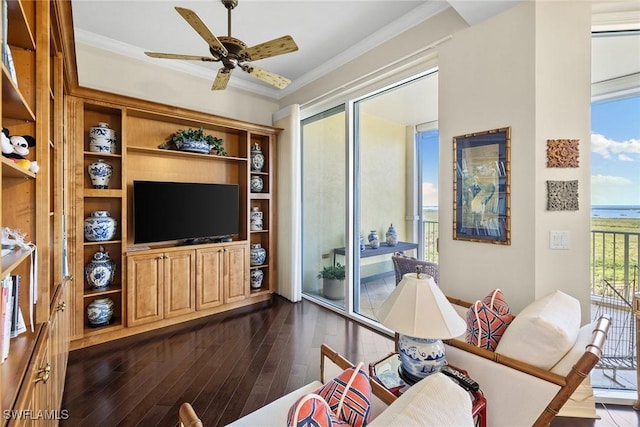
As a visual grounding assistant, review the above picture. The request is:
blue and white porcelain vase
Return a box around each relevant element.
[250,268,264,290]
[87,159,113,189]
[386,223,398,246]
[359,233,365,251]
[250,243,267,266]
[89,122,117,153]
[84,211,117,242]
[250,207,263,231]
[398,334,446,380]
[250,175,264,193]
[87,297,114,327]
[85,246,116,290]
[368,230,380,249]
[250,143,265,172]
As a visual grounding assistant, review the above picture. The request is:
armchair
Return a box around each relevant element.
[391,254,439,285]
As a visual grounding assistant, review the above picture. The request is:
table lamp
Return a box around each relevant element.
[376,268,466,384]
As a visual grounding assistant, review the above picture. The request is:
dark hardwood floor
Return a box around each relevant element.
[61,295,638,427]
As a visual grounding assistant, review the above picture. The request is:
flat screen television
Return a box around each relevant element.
[133,180,240,244]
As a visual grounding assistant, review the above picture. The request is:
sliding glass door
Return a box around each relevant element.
[301,69,438,324]
[301,106,347,309]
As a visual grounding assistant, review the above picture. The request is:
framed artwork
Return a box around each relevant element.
[453,127,511,245]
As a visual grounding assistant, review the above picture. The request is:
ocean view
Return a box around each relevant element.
[591,205,640,219]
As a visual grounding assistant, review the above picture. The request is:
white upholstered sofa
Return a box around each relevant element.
[222,344,476,426]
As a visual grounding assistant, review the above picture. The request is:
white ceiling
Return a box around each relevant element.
[71,1,519,98]
[71,1,639,126]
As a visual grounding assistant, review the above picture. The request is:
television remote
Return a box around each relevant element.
[441,365,480,391]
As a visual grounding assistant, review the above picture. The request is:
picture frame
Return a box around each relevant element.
[453,127,511,245]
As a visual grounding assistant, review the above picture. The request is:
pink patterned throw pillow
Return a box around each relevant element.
[466,289,514,351]
[315,365,372,427]
[287,365,372,427]
[287,393,349,427]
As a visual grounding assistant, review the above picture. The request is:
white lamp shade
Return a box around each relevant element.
[376,273,466,339]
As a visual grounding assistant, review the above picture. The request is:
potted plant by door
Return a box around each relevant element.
[317,263,346,300]
[160,127,227,155]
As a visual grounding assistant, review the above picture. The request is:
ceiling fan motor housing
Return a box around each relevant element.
[221,0,238,10]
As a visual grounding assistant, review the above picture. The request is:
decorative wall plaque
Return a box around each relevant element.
[547,180,579,211]
[546,139,579,168]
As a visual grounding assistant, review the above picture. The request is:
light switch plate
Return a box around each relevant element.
[550,231,570,250]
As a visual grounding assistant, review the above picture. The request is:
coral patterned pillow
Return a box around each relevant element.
[315,365,372,427]
[466,289,514,351]
[287,393,349,427]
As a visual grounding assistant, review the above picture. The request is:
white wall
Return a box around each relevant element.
[75,42,279,126]
[438,1,592,320]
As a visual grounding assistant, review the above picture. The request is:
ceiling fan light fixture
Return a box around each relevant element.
[145,0,298,90]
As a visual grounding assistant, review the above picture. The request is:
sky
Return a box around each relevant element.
[591,95,640,206]
[420,95,640,208]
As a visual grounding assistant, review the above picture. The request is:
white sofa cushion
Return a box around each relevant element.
[368,373,474,427]
[551,321,595,376]
[495,290,581,370]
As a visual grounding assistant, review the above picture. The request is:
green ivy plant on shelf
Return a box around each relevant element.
[160,127,227,156]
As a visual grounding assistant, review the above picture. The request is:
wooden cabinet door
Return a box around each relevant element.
[127,253,164,326]
[10,326,52,427]
[49,280,70,414]
[163,250,196,318]
[196,247,224,310]
[225,244,249,303]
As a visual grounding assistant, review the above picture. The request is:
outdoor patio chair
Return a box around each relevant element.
[391,254,439,285]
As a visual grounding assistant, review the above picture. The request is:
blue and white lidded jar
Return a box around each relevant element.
[87,297,114,326]
[87,159,113,189]
[368,230,380,249]
[359,233,365,251]
[251,143,265,172]
[89,122,117,153]
[386,223,398,246]
[250,243,267,266]
[85,246,116,290]
[250,207,263,231]
[250,175,264,193]
[84,211,117,242]
[250,268,264,290]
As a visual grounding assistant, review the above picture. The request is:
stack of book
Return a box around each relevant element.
[1,274,26,363]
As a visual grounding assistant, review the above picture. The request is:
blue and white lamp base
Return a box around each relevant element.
[398,334,446,383]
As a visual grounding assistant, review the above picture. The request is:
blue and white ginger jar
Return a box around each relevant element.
[386,223,398,246]
[250,243,266,266]
[84,211,117,242]
[89,122,117,153]
[251,143,265,172]
[250,268,264,290]
[250,175,264,193]
[85,246,116,290]
[88,159,113,189]
[368,230,380,249]
[87,297,114,326]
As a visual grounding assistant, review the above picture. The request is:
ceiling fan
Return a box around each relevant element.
[144,0,299,90]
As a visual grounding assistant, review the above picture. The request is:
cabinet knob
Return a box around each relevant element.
[35,363,51,384]
[56,301,66,312]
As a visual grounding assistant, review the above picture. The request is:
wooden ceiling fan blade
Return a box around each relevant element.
[242,35,298,61]
[246,66,291,89]
[175,7,228,56]
[145,52,215,62]
[212,68,232,90]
